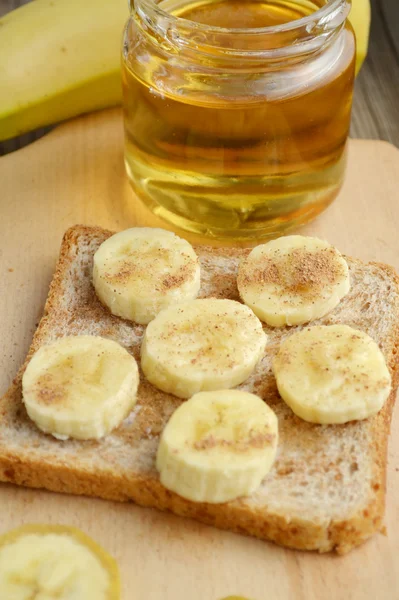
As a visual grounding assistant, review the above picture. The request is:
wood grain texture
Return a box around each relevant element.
[380,0,399,57]
[0,108,398,599]
[0,0,398,155]
[351,0,399,144]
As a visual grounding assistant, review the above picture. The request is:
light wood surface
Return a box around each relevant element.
[0,109,399,600]
[0,0,398,156]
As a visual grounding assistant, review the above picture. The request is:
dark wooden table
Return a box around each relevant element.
[1,0,398,155]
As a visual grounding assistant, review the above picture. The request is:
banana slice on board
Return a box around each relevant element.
[93,227,201,324]
[22,335,139,440]
[157,390,278,503]
[273,325,391,424]
[141,299,267,398]
[237,235,350,327]
[0,524,120,600]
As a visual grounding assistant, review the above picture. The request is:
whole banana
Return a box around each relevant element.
[0,0,128,141]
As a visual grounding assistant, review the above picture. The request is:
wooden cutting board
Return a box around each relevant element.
[0,108,399,600]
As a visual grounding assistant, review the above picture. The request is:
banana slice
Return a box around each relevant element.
[157,390,278,503]
[93,227,201,324]
[141,299,266,398]
[0,524,120,599]
[237,236,350,327]
[273,325,391,424]
[22,335,139,440]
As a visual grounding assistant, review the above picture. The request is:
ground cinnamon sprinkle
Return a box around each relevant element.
[241,247,343,295]
[161,271,188,291]
[289,247,342,290]
[104,260,137,283]
[193,431,275,451]
[35,377,66,405]
[104,254,195,288]
[258,259,280,285]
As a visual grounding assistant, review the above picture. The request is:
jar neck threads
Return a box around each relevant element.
[132,0,351,61]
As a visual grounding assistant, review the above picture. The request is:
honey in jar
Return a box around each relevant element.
[122,0,355,240]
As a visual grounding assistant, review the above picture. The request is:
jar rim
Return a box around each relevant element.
[134,0,350,36]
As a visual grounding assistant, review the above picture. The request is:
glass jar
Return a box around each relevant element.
[122,0,355,241]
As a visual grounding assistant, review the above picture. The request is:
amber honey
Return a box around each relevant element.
[122,0,355,240]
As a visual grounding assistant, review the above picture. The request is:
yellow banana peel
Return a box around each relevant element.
[350,0,371,75]
[0,0,371,142]
[0,0,128,141]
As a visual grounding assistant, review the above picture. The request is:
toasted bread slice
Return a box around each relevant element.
[0,225,398,554]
